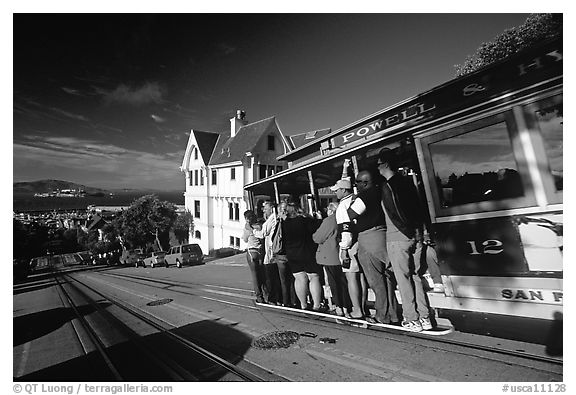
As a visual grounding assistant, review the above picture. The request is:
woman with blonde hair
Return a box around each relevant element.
[281,196,324,310]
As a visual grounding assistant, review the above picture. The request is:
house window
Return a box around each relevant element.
[235,237,240,248]
[267,135,275,151]
[229,236,235,247]
[276,165,283,173]
[211,169,217,185]
[194,230,201,239]
[231,167,236,180]
[200,169,204,186]
[268,165,275,176]
[194,147,198,160]
[194,200,200,218]
[228,202,240,221]
[194,170,199,186]
[189,171,193,186]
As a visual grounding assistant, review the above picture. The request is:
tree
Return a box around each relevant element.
[116,194,178,251]
[455,14,562,77]
[13,219,50,259]
[101,221,120,243]
[173,210,195,245]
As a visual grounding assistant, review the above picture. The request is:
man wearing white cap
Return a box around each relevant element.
[330,178,364,319]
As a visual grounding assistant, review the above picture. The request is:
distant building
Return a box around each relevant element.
[86,214,108,241]
[180,110,291,253]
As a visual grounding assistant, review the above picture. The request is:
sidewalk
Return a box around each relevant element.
[204,252,247,266]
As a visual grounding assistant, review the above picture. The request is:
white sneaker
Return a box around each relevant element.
[433,284,445,293]
[401,320,423,332]
[419,317,433,330]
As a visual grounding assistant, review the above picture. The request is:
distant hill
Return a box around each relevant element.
[13,180,111,194]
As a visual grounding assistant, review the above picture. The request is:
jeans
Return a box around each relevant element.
[264,263,282,304]
[277,258,296,306]
[357,227,399,323]
[415,243,442,284]
[246,249,267,301]
[387,240,430,322]
[323,265,352,309]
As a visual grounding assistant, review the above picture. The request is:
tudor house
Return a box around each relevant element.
[180,111,291,253]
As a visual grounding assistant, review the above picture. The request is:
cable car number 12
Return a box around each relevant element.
[466,240,504,255]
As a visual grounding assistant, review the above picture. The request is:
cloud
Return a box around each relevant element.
[61,87,84,96]
[49,107,90,122]
[150,114,166,123]
[14,98,91,124]
[14,135,185,189]
[164,133,184,141]
[102,82,164,105]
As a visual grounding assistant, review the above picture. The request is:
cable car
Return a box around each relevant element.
[244,38,562,347]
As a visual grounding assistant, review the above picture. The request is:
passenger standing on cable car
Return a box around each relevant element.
[252,201,282,305]
[271,201,297,307]
[346,169,400,325]
[282,196,324,311]
[312,201,353,317]
[241,210,267,304]
[376,148,433,332]
[331,178,366,319]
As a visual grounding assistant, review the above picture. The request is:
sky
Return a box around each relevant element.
[13,13,535,191]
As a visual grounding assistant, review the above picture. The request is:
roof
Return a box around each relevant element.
[86,215,107,231]
[209,116,280,166]
[193,130,223,164]
[288,128,331,149]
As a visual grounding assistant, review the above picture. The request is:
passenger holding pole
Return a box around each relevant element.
[346,169,400,325]
[376,148,433,332]
[242,210,267,304]
[331,178,365,319]
[252,201,282,305]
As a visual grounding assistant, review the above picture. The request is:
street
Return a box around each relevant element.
[13,253,562,382]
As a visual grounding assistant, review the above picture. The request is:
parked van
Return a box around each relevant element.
[165,244,203,268]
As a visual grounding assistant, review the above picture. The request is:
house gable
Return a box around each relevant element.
[181,129,224,171]
[209,116,290,166]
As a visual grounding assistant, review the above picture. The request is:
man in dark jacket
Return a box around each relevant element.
[347,170,399,324]
[377,148,432,332]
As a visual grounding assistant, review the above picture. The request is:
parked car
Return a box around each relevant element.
[103,251,120,266]
[29,257,39,271]
[164,244,204,268]
[144,251,168,268]
[91,253,107,265]
[76,251,93,265]
[121,249,145,267]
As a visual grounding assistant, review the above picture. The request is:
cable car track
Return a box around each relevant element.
[53,269,287,381]
[76,269,562,369]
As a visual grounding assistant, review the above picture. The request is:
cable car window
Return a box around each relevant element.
[429,121,525,208]
[535,104,563,192]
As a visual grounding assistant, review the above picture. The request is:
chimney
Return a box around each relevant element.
[230,110,247,137]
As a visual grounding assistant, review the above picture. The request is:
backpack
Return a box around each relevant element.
[270,218,288,264]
